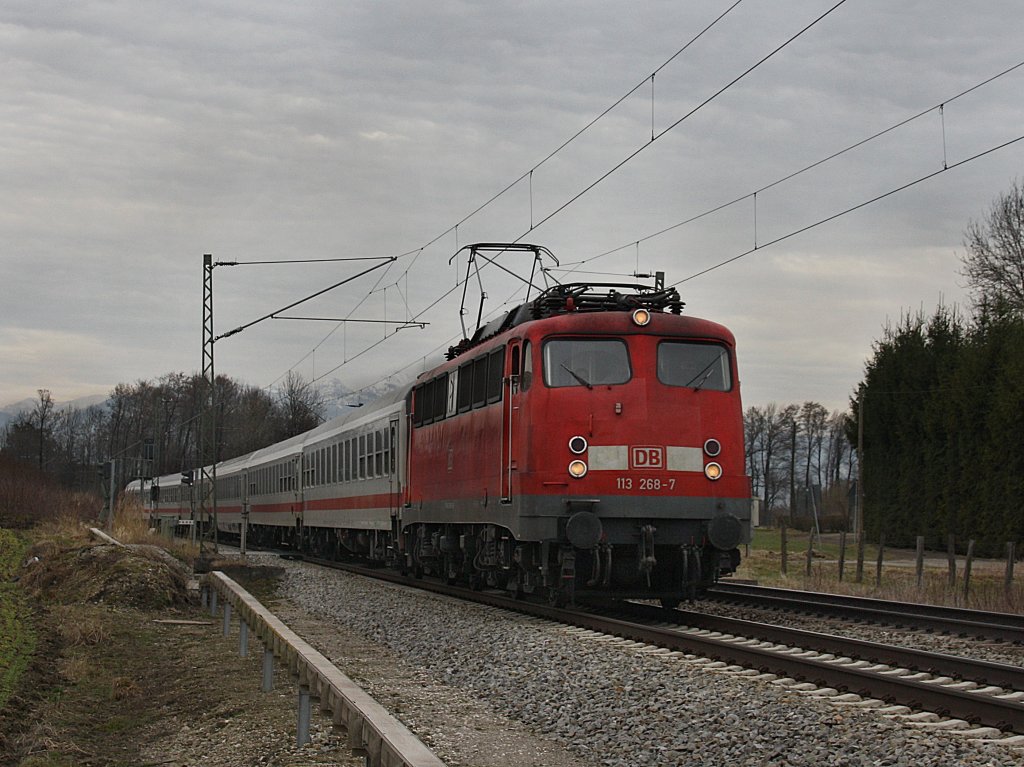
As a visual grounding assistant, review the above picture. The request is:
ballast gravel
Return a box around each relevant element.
[266,556,1024,767]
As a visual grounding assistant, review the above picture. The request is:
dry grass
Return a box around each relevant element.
[0,454,100,530]
[736,533,1024,613]
[52,605,109,647]
[110,495,201,567]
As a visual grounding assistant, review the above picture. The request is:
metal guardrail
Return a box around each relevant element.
[205,571,446,767]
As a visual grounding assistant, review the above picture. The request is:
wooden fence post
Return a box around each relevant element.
[838,531,847,582]
[962,539,976,604]
[947,534,957,589]
[875,533,885,587]
[915,536,925,589]
[780,524,788,576]
[805,530,814,577]
[855,531,865,583]
[1006,541,1016,598]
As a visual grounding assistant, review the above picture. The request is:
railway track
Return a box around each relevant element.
[295,555,1024,737]
[707,582,1024,643]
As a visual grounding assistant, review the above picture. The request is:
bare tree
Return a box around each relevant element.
[745,403,799,521]
[276,371,325,438]
[33,389,54,471]
[960,179,1024,312]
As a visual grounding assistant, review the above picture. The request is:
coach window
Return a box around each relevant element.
[543,338,631,388]
[486,348,504,404]
[359,434,367,479]
[472,355,488,407]
[657,341,731,391]
[413,382,427,426]
[375,430,384,476]
[457,361,474,413]
[521,341,533,392]
[432,374,448,423]
[418,380,430,424]
[387,424,395,475]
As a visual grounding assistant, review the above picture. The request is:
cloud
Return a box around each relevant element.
[1,0,1022,412]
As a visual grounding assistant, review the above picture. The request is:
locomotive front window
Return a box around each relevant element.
[543,339,631,388]
[657,341,731,391]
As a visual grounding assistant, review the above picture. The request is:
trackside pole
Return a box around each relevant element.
[262,649,274,692]
[297,686,311,747]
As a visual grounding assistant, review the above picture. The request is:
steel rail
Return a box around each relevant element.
[606,600,1024,691]
[707,582,1024,643]
[299,557,1024,733]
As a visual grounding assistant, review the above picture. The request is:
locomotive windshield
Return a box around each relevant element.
[657,341,731,391]
[543,338,631,388]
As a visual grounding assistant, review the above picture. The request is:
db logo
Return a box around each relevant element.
[630,446,664,470]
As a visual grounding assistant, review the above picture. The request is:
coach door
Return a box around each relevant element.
[502,340,521,502]
[389,416,402,523]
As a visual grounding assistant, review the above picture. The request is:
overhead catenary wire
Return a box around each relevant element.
[552,58,1024,278]
[264,1,750,387]
[292,1,849,388]
[263,4,1014,403]
[671,133,1024,286]
[314,129,1024,398]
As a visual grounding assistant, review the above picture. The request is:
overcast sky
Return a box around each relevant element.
[2,0,1022,413]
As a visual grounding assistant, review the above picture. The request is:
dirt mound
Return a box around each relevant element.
[19,540,193,609]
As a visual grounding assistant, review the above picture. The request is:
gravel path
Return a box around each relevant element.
[262,555,1024,767]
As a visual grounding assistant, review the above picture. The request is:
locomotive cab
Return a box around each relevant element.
[508,295,750,605]
[405,273,752,606]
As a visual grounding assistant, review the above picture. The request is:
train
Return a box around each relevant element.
[131,245,752,606]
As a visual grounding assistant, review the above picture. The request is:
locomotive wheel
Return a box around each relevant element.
[660,597,681,609]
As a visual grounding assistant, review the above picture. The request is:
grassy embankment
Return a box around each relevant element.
[735,526,1023,612]
[0,528,33,711]
[0,502,210,766]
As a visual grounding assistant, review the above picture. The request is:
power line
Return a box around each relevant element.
[570,59,1024,272]
[671,133,1024,286]
[390,0,751,281]
[272,2,752,388]
[305,2,849,388]
[516,0,849,240]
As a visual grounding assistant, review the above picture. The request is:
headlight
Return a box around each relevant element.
[632,308,651,326]
[568,435,588,455]
[704,438,721,457]
[568,460,588,479]
[704,462,722,481]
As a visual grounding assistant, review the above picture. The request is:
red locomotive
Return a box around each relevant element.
[138,244,752,605]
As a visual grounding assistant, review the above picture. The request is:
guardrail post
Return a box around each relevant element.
[297,686,311,747]
[239,619,249,657]
[262,648,274,692]
[222,602,232,637]
[210,589,218,616]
